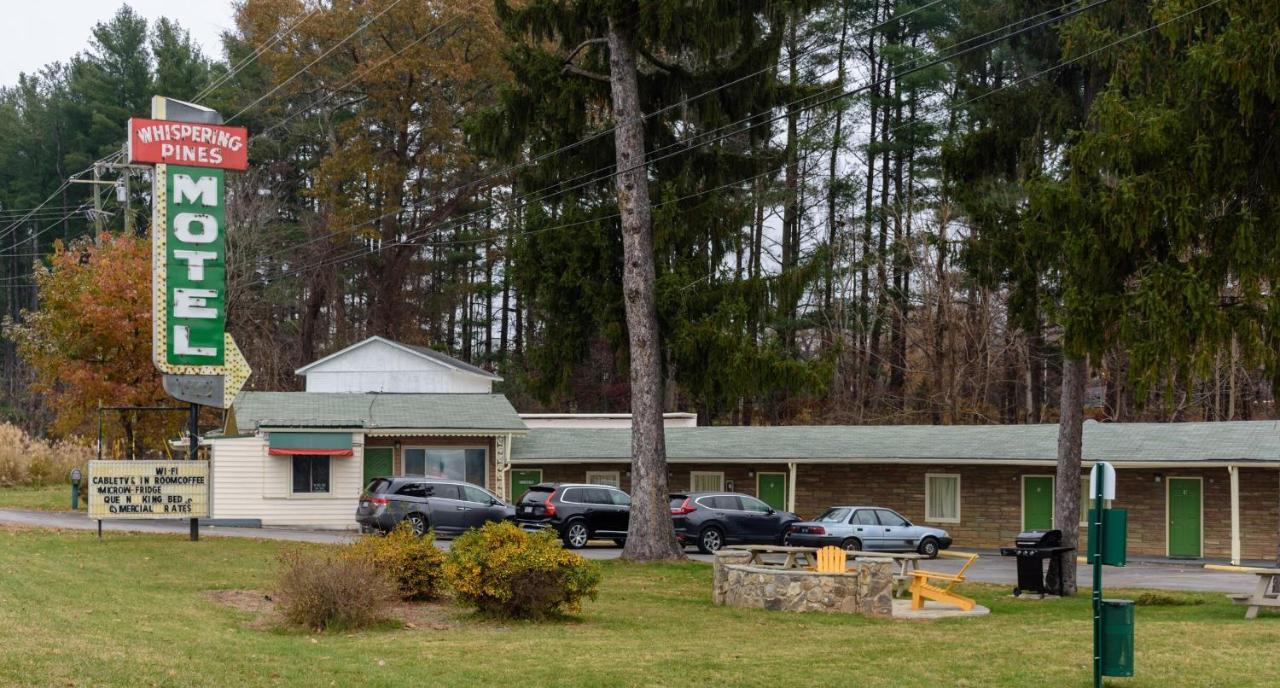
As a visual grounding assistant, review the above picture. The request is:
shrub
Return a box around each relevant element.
[342,523,446,601]
[274,548,398,631]
[444,521,602,619]
[0,423,92,488]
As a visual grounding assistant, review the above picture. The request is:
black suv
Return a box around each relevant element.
[669,492,799,553]
[356,477,514,536]
[513,482,630,549]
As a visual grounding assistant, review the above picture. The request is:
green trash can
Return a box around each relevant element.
[1101,599,1134,677]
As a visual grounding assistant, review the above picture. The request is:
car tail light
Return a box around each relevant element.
[670,497,696,515]
[369,497,389,507]
[543,491,557,517]
[791,525,823,535]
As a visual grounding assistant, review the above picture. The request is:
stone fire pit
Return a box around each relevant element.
[712,550,893,618]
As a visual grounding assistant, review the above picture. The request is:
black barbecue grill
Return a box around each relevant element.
[1000,529,1076,597]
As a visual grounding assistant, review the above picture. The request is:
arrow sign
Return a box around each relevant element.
[222,333,251,409]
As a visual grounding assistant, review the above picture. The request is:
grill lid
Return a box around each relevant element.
[1014,529,1063,547]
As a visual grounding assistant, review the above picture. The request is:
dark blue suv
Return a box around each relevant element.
[669,492,799,553]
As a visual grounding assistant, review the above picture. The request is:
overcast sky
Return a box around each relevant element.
[5,1,235,84]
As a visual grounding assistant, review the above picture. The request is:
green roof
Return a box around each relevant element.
[510,421,1280,465]
[233,392,526,432]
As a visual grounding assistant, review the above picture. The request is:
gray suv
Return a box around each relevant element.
[356,477,514,536]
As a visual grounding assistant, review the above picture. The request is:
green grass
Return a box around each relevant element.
[0,485,74,511]
[0,527,1277,687]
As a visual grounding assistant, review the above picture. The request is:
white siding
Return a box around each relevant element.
[210,435,365,529]
[301,339,492,393]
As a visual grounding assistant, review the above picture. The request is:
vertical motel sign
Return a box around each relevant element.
[128,97,251,408]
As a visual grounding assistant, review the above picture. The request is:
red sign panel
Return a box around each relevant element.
[128,118,249,170]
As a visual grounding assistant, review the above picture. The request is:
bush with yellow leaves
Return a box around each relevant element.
[444,521,602,619]
[342,522,446,601]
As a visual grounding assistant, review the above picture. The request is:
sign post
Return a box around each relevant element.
[1090,461,1134,686]
[122,96,253,541]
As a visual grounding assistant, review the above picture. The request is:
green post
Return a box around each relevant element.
[1093,466,1105,688]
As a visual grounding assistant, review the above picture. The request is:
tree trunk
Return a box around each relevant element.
[1050,355,1087,595]
[607,15,682,562]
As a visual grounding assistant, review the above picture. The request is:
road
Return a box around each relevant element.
[0,508,1257,593]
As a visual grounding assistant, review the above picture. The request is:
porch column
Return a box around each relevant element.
[1229,465,1241,565]
[787,462,797,513]
[493,434,510,497]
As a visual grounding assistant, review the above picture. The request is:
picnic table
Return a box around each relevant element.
[1205,564,1280,619]
[728,545,926,597]
[727,545,820,570]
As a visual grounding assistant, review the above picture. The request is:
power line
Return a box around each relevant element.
[256,1,480,139]
[249,0,967,262]
[227,0,408,124]
[262,0,1122,280]
[192,8,320,103]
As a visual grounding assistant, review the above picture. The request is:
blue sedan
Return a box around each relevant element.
[784,506,952,558]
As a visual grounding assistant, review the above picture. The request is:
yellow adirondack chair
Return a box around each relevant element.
[814,546,847,573]
[908,551,979,612]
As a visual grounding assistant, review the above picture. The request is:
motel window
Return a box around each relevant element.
[691,471,725,492]
[586,470,621,488]
[403,447,486,485]
[292,456,330,494]
[925,474,961,523]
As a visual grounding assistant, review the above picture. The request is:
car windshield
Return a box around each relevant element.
[815,507,851,523]
[364,478,390,495]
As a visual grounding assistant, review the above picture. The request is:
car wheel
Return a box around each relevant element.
[612,538,626,547]
[405,513,428,537]
[562,521,590,549]
[841,537,863,553]
[697,526,724,554]
[918,537,940,559]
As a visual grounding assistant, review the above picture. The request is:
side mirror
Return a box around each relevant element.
[490,498,501,506]
[766,508,776,515]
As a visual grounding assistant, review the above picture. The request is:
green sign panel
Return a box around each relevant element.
[165,165,225,366]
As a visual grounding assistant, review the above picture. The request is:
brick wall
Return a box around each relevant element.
[520,460,1279,560]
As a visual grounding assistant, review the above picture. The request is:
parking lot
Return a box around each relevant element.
[0,507,1260,594]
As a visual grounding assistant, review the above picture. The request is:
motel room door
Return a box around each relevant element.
[363,447,394,486]
[757,473,786,511]
[1022,476,1054,531]
[510,469,542,501]
[1167,478,1202,558]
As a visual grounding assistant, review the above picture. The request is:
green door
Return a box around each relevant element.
[510,469,542,500]
[363,447,393,487]
[1167,478,1202,558]
[758,473,786,511]
[1023,476,1054,531]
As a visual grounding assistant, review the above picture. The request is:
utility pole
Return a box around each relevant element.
[92,163,104,234]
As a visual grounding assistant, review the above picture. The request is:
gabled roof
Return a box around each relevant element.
[233,392,526,432]
[294,336,500,380]
[510,421,1280,465]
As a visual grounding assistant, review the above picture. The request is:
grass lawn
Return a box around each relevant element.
[1,527,1277,687]
[0,485,75,511]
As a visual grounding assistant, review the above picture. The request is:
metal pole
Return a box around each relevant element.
[189,402,199,542]
[97,519,102,541]
[1093,470,1105,688]
[92,164,104,235]
[96,401,103,461]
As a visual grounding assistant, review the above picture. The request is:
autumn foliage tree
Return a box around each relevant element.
[4,233,181,457]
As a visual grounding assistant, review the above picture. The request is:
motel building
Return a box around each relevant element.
[209,336,1280,562]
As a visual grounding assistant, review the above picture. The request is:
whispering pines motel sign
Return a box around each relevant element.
[128,98,251,408]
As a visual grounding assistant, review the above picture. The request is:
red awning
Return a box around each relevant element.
[268,448,353,457]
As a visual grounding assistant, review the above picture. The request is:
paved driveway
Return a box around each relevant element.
[0,508,1258,593]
